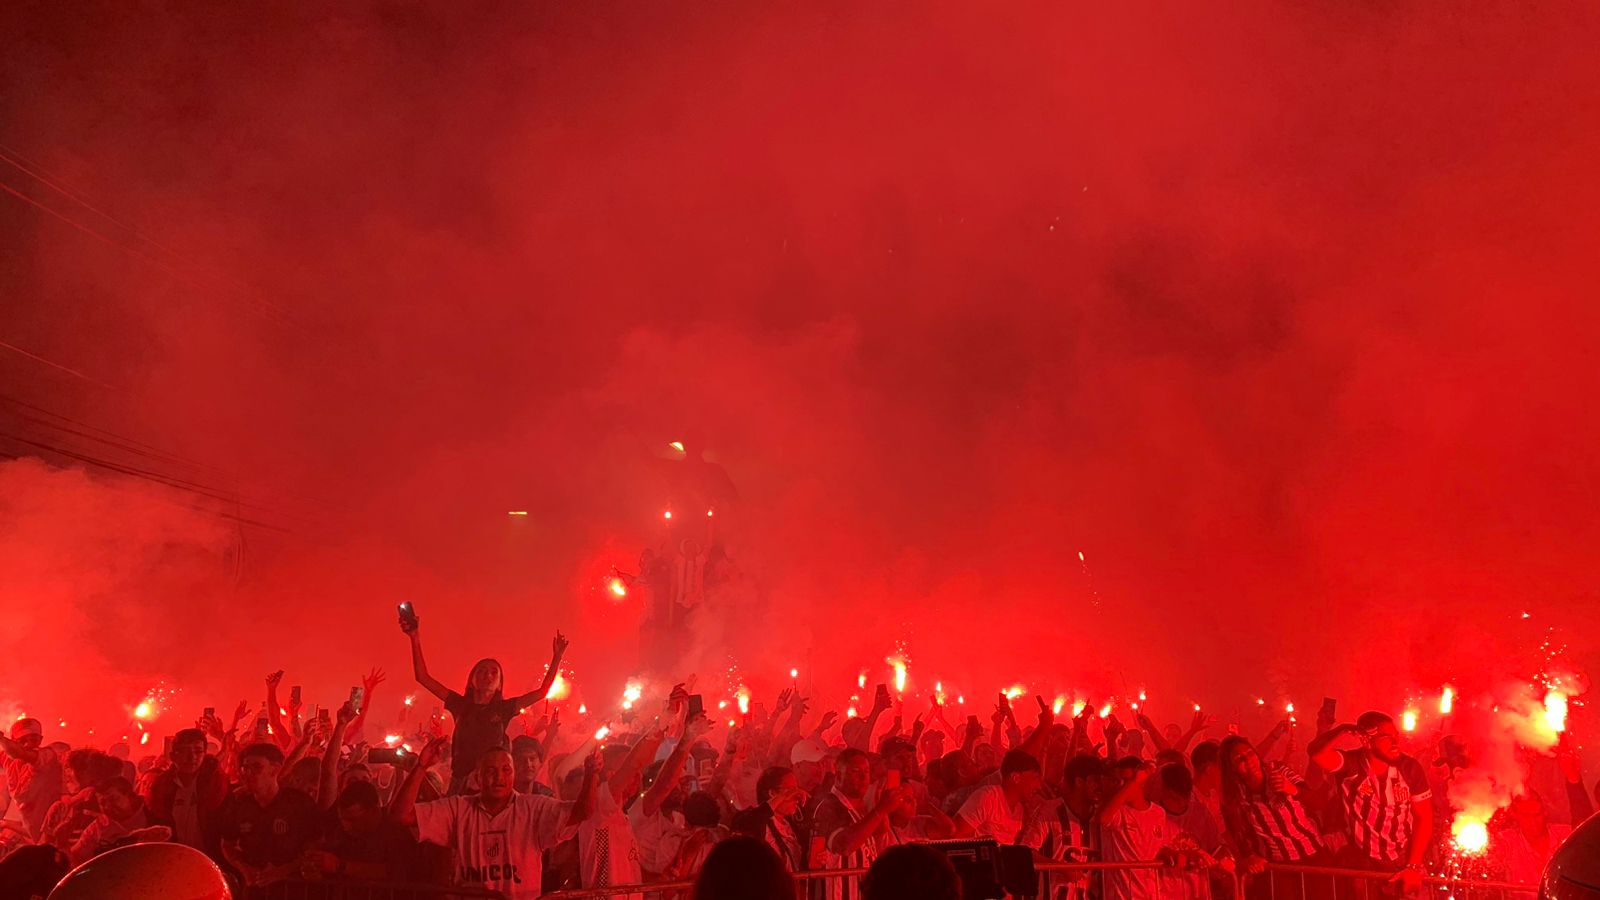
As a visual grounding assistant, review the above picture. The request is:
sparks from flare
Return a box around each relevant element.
[621,680,643,711]
[1401,709,1418,732]
[1544,691,1568,733]
[1452,817,1489,855]
[546,671,570,703]
[594,725,610,741]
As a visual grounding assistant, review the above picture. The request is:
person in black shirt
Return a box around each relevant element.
[1309,711,1434,896]
[401,607,569,794]
[216,742,324,889]
[302,781,419,881]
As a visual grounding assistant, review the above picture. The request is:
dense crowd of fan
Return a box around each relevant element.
[2,613,1594,900]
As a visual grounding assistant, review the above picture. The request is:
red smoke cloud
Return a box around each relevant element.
[2,3,1599,752]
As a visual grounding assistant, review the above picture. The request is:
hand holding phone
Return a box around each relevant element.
[398,601,420,633]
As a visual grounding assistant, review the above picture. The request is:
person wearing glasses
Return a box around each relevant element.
[1308,711,1434,897]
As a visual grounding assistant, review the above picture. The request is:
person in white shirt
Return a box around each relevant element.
[955,749,1044,843]
[394,736,599,900]
[1097,758,1174,900]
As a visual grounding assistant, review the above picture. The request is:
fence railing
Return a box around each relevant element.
[540,858,1540,900]
[243,880,507,900]
[1251,863,1535,899]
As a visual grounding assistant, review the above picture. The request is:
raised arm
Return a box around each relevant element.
[392,736,448,827]
[403,620,451,702]
[0,732,40,766]
[318,703,357,809]
[1135,712,1172,753]
[611,726,667,799]
[1174,708,1215,753]
[1306,723,1356,772]
[855,685,893,750]
[265,671,295,752]
[347,668,386,743]
[1019,697,1055,762]
[1097,762,1153,824]
[830,785,909,856]
[509,631,570,710]
[568,747,603,827]
[644,719,707,816]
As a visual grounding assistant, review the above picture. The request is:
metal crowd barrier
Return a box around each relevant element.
[539,859,1540,900]
[1249,863,1535,900]
[245,881,507,900]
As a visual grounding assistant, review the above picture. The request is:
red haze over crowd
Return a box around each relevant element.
[2,4,1599,740]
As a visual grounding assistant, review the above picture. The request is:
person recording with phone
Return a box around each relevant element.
[1221,734,1333,900]
[1308,711,1433,897]
[397,600,570,794]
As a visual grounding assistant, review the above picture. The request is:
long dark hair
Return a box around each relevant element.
[693,836,793,900]
[1218,735,1256,803]
[464,657,506,703]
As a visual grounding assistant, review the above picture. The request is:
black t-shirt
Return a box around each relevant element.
[444,691,521,783]
[216,786,324,866]
[323,816,421,880]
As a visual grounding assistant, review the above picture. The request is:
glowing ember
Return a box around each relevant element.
[577,703,587,715]
[1544,690,1569,733]
[404,695,415,706]
[1078,551,1085,561]
[1401,709,1418,732]
[790,668,799,679]
[669,441,684,452]
[663,510,673,520]
[1453,818,1490,855]
[507,510,529,516]
[846,706,858,718]
[706,509,714,517]
[957,695,965,705]
[1193,703,1202,712]
[139,732,150,745]
[1138,690,1147,701]
[1256,698,1266,706]
[857,672,867,689]
[1285,702,1295,714]
[1439,685,1454,715]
